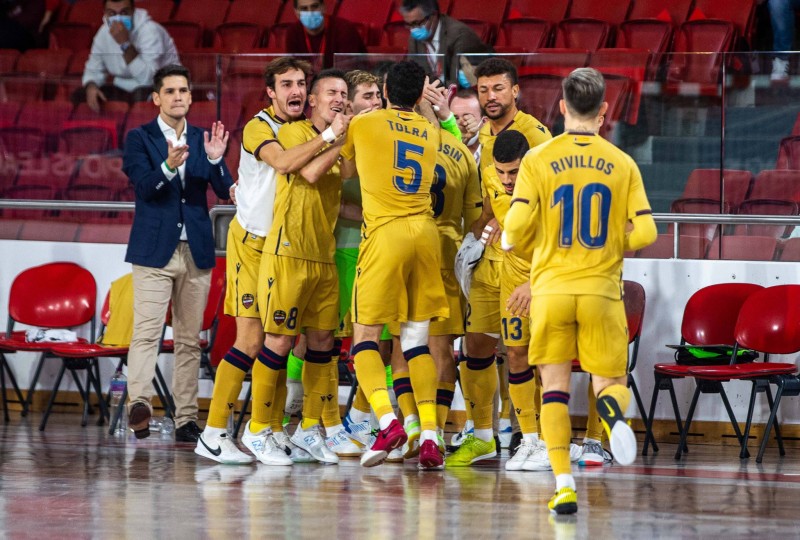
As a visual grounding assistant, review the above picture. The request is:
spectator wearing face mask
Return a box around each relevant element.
[285,0,367,69]
[400,0,493,88]
[76,0,179,113]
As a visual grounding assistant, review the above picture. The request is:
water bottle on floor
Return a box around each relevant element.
[149,416,175,436]
[109,369,127,436]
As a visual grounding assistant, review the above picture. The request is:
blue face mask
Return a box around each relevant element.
[106,14,133,31]
[457,69,471,88]
[410,26,431,41]
[299,11,324,31]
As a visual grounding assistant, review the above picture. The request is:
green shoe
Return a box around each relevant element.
[444,434,497,467]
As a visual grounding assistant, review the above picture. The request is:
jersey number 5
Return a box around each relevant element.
[393,141,424,194]
[552,183,612,248]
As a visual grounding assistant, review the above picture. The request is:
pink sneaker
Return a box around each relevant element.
[360,419,407,467]
[418,439,444,470]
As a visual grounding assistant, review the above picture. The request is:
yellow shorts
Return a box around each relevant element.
[224,216,263,318]
[500,260,530,347]
[465,258,501,335]
[528,294,628,378]
[430,269,465,337]
[258,253,339,335]
[354,216,448,325]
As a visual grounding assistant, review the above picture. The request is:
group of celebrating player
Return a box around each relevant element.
[192,53,657,515]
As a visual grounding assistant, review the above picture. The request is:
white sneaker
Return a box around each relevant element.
[569,443,582,462]
[274,429,316,463]
[326,429,362,457]
[505,437,536,471]
[291,423,339,464]
[522,439,552,471]
[597,395,637,466]
[344,416,375,448]
[195,431,254,465]
[241,421,292,466]
[771,57,790,82]
[450,421,474,447]
[386,446,404,463]
[578,440,608,467]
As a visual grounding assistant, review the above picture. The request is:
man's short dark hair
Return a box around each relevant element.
[455,88,479,101]
[264,57,312,89]
[294,0,323,7]
[153,64,190,92]
[493,130,529,164]
[104,0,135,7]
[386,61,426,108]
[562,67,606,118]
[309,68,347,95]
[474,58,518,86]
[400,0,439,16]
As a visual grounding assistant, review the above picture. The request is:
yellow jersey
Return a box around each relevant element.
[512,131,652,299]
[265,119,342,263]
[341,107,440,233]
[434,130,482,270]
[479,109,551,174]
[482,166,535,271]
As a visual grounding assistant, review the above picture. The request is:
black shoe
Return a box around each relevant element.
[175,420,203,443]
[508,431,523,457]
[494,434,501,454]
[128,402,151,439]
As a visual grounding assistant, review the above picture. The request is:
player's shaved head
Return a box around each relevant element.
[562,68,606,119]
[493,130,529,164]
[385,61,426,108]
[309,68,347,95]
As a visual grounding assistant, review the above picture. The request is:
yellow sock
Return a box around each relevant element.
[392,370,418,420]
[534,369,543,435]
[250,345,286,433]
[585,378,604,442]
[541,391,572,477]
[321,357,342,429]
[269,368,287,431]
[353,385,370,414]
[497,358,511,420]
[353,342,393,419]
[458,362,472,423]
[206,347,252,428]
[463,355,497,431]
[508,367,538,435]
[598,383,631,420]
[300,348,332,430]
[436,381,455,430]
[405,348,438,433]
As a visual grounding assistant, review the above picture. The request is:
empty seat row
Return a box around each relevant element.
[635,234,800,261]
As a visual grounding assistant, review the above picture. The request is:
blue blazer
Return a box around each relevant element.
[123,118,233,270]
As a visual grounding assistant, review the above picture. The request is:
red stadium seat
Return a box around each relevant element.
[776,135,800,169]
[0,127,48,159]
[71,101,129,142]
[72,154,126,190]
[748,169,800,203]
[589,48,649,123]
[706,235,780,261]
[381,21,410,47]
[506,0,569,24]
[226,0,283,27]
[599,76,631,138]
[519,48,590,78]
[779,237,800,261]
[123,101,158,144]
[337,0,395,45]
[681,286,800,462]
[616,20,672,55]
[635,233,708,259]
[66,0,104,26]
[692,0,757,45]
[670,168,753,215]
[162,21,204,50]
[517,74,562,131]
[3,185,58,219]
[58,120,117,154]
[187,101,219,131]
[0,49,20,74]
[450,0,509,45]
[16,154,78,192]
[735,199,798,239]
[49,22,96,51]
[496,19,551,51]
[0,102,21,126]
[669,198,722,242]
[555,20,610,51]
[17,101,74,132]
[641,283,764,456]
[213,23,265,52]
[626,0,693,25]
[172,0,231,30]
[666,20,735,90]
[5,49,73,101]
[135,0,175,23]
[566,0,631,26]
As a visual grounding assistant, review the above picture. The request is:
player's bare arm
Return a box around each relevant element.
[259,112,348,175]
[470,195,501,245]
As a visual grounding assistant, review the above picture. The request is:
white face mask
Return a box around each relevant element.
[104,14,133,31]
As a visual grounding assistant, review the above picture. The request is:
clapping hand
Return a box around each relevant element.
[166,139,189,170]
[204,121,229,160]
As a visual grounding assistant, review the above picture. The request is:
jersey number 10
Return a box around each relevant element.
[552,183,611,248]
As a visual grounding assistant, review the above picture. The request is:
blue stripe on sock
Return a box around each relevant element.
[403,345,430,362]
[466,354,495,371]
[257,346,287,370]
[509,367,535,385]
[542,391,570,405]
[223,347,254,372]
[352,341,379,355]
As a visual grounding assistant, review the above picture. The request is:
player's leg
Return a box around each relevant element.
[496,355,512,448]
[389,334,420,459]
[430,333,456,444]
[579,377,611,466]
[284,335,305,423]
[505,345,550,472]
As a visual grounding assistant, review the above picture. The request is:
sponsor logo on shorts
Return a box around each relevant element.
[273,310,287,325]
[241,294,254,309]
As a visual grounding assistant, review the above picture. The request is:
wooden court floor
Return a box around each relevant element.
[0,414,798,539]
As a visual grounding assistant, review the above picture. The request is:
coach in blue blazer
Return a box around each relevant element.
[123,64,233,442]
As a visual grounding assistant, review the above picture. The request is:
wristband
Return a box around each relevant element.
[120,41,131,52]
[321,126,336,144]
[439,113,461,139]
[164,160,175,173]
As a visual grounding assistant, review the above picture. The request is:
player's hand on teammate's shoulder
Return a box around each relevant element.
[506,282,531,317]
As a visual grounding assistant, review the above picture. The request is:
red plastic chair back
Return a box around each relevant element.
[201,257,227,332]
[622,280,645,343]
[681,283,764,346]
[735,285,800,354]
[100,289,112,326]
[8,262,96,328]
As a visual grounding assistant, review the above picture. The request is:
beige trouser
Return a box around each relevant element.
[127,242,211,428]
